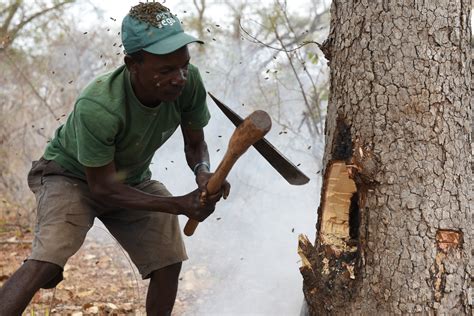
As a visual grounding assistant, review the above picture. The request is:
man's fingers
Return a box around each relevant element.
[206,192,222,203]
[200,191,220,205]
[198,182,208,192]
[223,183,231,199]
[199,191,207,206]
[199,181,230,204]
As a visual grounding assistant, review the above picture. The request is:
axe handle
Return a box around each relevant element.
[183,110,272,236]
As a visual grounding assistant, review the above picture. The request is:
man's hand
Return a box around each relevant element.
[179,171,231,222]
[195,171,231,205]
[180,188,216,222]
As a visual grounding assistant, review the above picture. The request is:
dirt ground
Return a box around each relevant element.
[0,216,215,316]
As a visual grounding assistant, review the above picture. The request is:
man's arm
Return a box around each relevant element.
[182,126,210,175]
[181,126,230,198]
[84,161,214,221]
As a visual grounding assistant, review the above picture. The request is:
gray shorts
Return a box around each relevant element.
[27,158,188,279]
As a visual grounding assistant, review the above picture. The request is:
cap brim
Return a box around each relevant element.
[143,32,204,55]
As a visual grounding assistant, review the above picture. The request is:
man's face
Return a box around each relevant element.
[131,46,190,103]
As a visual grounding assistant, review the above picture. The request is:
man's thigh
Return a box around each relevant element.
[100,180,188,279]
[28,159,96,268]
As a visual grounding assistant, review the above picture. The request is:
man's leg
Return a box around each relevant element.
[146,262,182,316]
[0,260,62,315]
[100,180,188,315]
[2,159,96,315]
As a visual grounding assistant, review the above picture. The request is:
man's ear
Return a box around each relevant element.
[124,55,137,74]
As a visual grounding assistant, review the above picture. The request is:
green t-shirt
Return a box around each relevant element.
[44,64,210,185]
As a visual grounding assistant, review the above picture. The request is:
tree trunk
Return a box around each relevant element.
[299,1,472,314]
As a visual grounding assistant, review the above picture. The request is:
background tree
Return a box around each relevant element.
[238,0,330,140]
[299,0,472,314]
[0,0,75,51]
[0,1,122,224]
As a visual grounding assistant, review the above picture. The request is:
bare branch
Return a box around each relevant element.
[191,0,206,45]
[240,1,329,68]
[1,0,75,51]
[278,0,323,129]
[3,51,57,119]
[0,0,21,35]
[244,1,328,136]
[239,19,322,53]
[274,30,320,135]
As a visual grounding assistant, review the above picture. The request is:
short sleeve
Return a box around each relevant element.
[180,65,211,129]
[73,99,119,167]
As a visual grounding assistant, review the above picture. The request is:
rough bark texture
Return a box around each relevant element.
[300,1,472,314]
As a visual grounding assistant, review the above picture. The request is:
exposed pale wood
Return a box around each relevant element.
[298,234,313,270]
[320,161,357,247]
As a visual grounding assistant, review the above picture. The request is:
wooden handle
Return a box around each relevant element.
[183,110,272,236]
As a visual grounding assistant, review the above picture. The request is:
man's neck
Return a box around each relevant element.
[130,75,162,108]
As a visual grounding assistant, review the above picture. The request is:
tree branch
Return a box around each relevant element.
[1,0,74,50]
[0,0,21,35]
[4,50,57,119]
[278,0,323,130]
[240,2,329,68]
[239,19,322,53]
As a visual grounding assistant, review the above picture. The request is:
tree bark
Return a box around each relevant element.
[300,1,472,314]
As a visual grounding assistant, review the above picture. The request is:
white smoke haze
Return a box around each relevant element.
[153,107,321,315]
[148,30,326,314]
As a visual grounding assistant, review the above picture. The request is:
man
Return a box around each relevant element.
[0,3,230,315]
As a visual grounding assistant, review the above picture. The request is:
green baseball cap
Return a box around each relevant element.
[121,10,203,55]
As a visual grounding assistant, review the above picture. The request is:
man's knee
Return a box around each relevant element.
[24,259,63,289]
[150,262,182,281]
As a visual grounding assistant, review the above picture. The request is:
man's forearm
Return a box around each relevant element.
[185,140,210,175]
[90,182,183,214]
[181,127,211,175]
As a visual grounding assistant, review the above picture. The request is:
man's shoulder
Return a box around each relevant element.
[188,63,204,84]
[77,65,127,107]
[188,63,199,74]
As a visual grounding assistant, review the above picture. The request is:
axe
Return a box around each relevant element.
[183,110,272,236]
[208,93,310,185]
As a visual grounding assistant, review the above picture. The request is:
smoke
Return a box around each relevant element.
[151,104,321,315]
[145,36,325,313]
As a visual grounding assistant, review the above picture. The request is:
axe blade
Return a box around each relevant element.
[209,92,310,185]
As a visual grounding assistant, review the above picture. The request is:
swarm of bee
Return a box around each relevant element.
[129,2,170,26]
